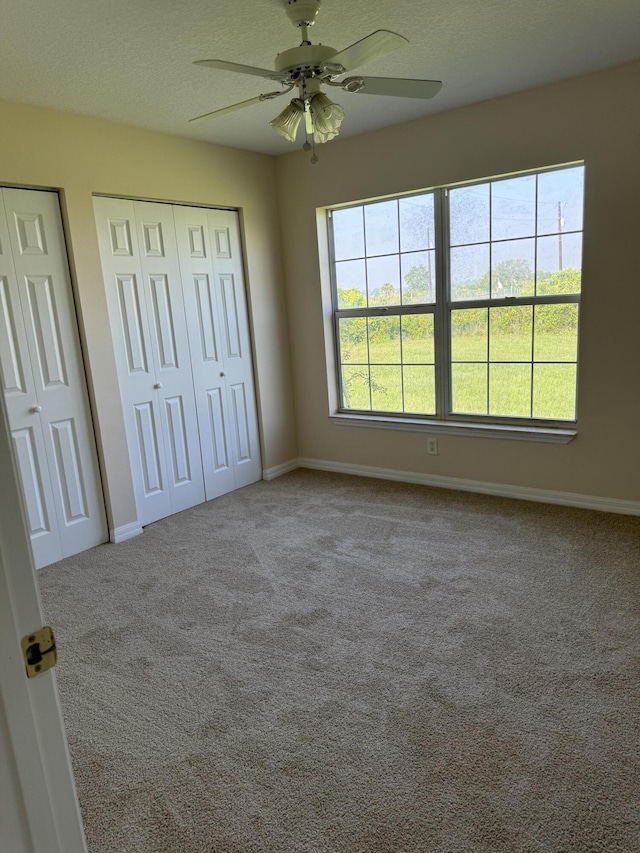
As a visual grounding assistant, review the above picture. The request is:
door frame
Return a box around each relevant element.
[0,388,87,852]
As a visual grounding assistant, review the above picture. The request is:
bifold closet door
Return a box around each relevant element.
[0,188,107,568]
[93,196,205,527]
[174,205,262,500]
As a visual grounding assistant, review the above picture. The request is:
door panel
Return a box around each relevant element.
[94,197,171,526]
[208,209,262,490]
[164,396,192,485]
[0,276,28,395]
[133,400,165,496]
[220,273,242,360]
[174,205,236,500]
[230,382,251,462]
[117,274,149,374]
[149,275,179,370]
[12,427,55,535]
[134,201,204,514]
[207,388,230,473]
[0,212,62,565]
[49,418,89,525]
[194,274,219,363]
[0,188,106,567]
[24,275,68,388]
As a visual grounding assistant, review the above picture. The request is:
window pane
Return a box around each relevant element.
[367,255,400,306]
[402,314,434,363]
[489,364,532,417]
[490,238,535,298]
[489,306,533,362]
[365,200,399,256]
[333,207,364,260]
[449,183,490,245]
[536,233,582,294]
[451,308,488,361]
[403,366,435,414]
[450,243,490,301]
[336,259,366,308]
[534,304,578,362]
[399,194,435,252]
[341,365,371,410]
[401,251,435,304]
[368,316,401,363]
[491,175,536,241]
[338,317,368,364]
[451,363,488,414]
[371,365,403,411]
[532,364,577,420]
[537,167,584,236]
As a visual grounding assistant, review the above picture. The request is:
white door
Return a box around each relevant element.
[174,206,262,499]
[93,197,205,527]
[0,188,106,569]
[0,345,88,853]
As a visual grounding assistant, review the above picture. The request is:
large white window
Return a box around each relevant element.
[329,164,584,433]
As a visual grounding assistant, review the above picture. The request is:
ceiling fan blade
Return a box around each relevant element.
[343,76,442,99]
[327,30,408,73]
[194,59,285,81]
[189,89,287,123]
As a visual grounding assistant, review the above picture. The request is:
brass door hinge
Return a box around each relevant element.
[21,626,57,678]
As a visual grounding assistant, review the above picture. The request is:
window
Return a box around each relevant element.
[329,164,584,434]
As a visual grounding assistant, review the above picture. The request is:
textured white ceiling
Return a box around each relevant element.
[2,0,639,155]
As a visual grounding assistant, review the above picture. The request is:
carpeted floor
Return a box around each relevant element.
[38,470,640,852]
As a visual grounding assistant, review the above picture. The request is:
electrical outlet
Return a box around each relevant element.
[427,437,438,455]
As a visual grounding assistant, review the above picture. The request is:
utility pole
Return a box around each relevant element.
[427,226,433,300]
[558,202,564,271]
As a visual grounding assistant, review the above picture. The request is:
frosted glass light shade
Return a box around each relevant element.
[309,92,345,144]
[270,99,304,142]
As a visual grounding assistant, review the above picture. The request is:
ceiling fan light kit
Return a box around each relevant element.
[270,98,305,143]
[192,0,442,163]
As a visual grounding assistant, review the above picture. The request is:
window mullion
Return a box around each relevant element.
[434,187,451,420]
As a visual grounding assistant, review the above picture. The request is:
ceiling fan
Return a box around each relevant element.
[191,0,442,161]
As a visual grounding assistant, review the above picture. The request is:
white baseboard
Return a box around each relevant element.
[296,457,640,517]
[262,459,302,481]
[109,522,144,544]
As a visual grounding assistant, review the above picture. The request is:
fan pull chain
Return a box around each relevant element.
[302,125,318,164]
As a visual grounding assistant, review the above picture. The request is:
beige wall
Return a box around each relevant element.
[0,99,297,530]
[275,60,640,502]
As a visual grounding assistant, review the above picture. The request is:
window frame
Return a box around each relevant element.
[328,163,583,439]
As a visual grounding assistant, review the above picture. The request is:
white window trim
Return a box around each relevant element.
[330,413,576,443]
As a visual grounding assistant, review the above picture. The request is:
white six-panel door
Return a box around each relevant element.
[0,188,106,568]
[174,206,262,500]
[93,197,206,527]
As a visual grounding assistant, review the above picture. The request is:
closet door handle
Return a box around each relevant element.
[220,372,225,378]
[154,383,163,390]
[30,405,42,414]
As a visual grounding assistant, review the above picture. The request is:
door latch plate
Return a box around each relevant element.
[21,626,57,678]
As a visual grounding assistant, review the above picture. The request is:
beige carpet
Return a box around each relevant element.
[38,470,640,852]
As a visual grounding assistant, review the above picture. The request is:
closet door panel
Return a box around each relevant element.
[0,211,63,565]
[174,205,235,499]
[209,210,262,489]
[2,189,106,564]
[94,196,171,526]
[134,201,205,512]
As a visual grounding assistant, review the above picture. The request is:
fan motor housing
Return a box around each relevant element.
[275,44,338,75]
[284,0,321,28]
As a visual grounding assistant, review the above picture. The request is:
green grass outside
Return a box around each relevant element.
[340,331,578,419]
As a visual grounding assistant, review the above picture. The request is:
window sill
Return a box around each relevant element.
[330,413,576,444]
